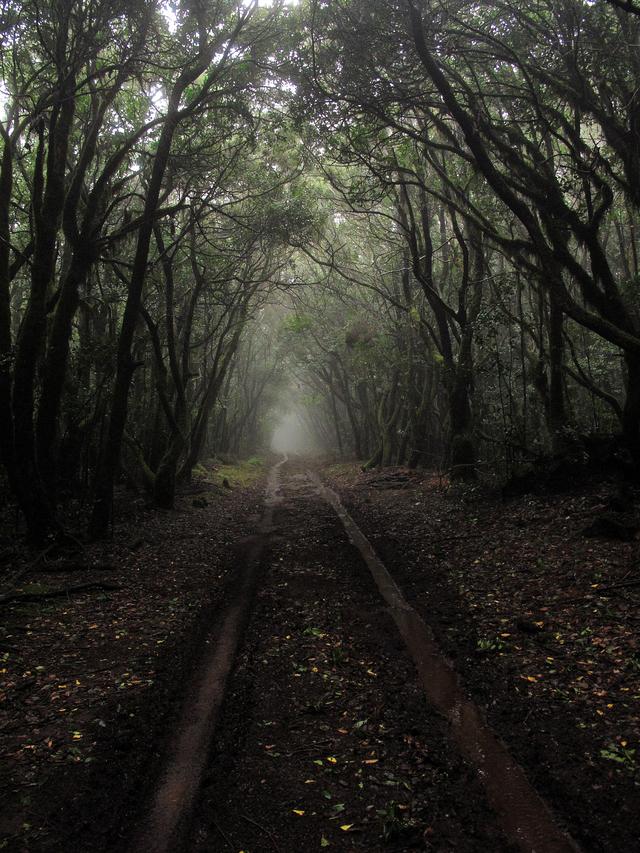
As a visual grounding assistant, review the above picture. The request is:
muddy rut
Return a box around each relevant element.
[132,459,579,853]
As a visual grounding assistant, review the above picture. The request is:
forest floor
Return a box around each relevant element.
[0,457,639,852]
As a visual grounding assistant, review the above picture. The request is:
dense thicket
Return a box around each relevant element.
[1,0,638,542]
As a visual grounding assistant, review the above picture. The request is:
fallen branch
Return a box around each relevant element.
[210,819,234,850]
[0,582,122,606]
[241,813,281,852]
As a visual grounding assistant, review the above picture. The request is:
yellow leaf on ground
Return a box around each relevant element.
[293,809,305,816]
[340,824,353,831]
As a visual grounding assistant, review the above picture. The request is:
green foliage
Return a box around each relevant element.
[283,314,314,333]
[600,743,636,772]
[476,636,507,653]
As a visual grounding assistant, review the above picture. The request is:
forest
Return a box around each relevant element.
[1,0,639,851]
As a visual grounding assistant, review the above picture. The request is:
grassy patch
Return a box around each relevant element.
[196,456,266,490]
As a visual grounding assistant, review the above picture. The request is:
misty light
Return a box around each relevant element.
[271,410,319,455]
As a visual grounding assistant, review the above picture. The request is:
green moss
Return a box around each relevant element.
[192,463,209,479]
[197,456,267,490]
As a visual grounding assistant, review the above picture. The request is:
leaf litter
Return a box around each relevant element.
[0,477,265,852]
[327,463,640,852]
[188,460,511,852]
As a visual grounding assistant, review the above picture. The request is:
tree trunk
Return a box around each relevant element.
[36,255,88,493]
[623,352,640,470]
[448,371,476,481]
[87,5,250,535]
[447,228,484,482]
[180,326,244,482]
[0,134,18,497]
[12,90,75,540]
[89,110,180,537]
[329,386,344,457]
[547,291,568,453]
[153,443,180,509]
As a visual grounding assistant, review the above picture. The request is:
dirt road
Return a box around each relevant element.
[134,458,578,852]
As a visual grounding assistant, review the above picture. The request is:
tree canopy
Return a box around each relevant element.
[1,0,639,540]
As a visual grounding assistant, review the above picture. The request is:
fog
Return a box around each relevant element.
[271,410,320,455]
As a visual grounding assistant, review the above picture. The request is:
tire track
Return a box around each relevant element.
[310,470,580,853]
[128,457,286,853]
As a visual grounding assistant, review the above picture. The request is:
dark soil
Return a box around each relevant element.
[2,457,638,852]
[0,473,265,853]
[325,464,640,853]
[189,462,512,852]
